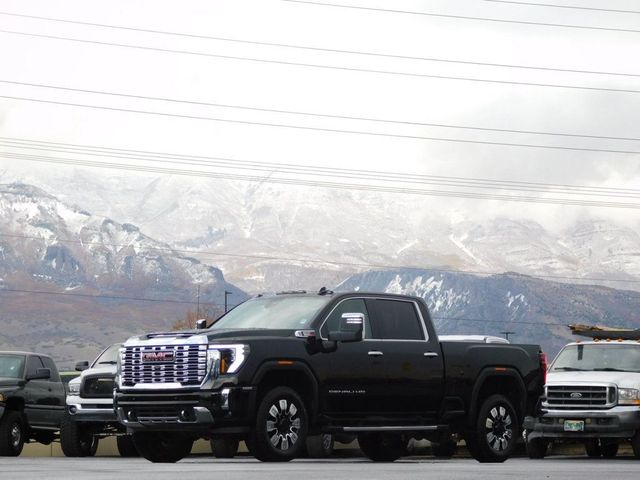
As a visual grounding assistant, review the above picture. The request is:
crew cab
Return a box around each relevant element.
[0,351,66,456]
[114,290,545,463]
[524,326,640,459]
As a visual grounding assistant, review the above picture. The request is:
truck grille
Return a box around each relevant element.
[81,376,115,398]
[121,345,208,387]
[545,385,616,410]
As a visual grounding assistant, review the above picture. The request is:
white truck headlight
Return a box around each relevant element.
[67,379,81,395]
[618,388,640,405]
[208,344,249,375]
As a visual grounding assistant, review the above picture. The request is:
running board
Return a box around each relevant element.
[341,425,443,432]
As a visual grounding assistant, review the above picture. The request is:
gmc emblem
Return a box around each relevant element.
[141,351,175,363]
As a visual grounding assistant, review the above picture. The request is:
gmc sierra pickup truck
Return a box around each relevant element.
[114,290,545,463]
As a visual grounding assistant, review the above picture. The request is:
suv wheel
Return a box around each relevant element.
[211,438,239,458]
[132,432,193,463]
[250,386,308,462]
[466,394,519,463]
[306,433,334,458]
[358,432,405,462]
[0,410,25,456]
[60,415,98,457]
[116,435,139,457]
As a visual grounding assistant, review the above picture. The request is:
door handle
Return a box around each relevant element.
[423,352,439,357]
[368,351,384,357]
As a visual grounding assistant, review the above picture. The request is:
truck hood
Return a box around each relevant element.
[547,370,640,388]
[124,328,295,346]
[0,377,22,388]
[79,365,116,380]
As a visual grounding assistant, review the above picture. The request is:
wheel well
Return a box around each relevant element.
[474,375,524,422]
[256,370,317,424]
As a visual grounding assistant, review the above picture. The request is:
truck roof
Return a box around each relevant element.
[0,350,55,358]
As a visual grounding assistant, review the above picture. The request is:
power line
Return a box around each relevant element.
[481,0,640,15]
[3,94,640,156]
[3,137,640,199]
[4,150,640,210]
[2,29,640,95]
[1,11,639,78]
[281,0,640,34]
[4,79,640,143]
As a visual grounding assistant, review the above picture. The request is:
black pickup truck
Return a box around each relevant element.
[0,351,66,456]
[114,290,546,463]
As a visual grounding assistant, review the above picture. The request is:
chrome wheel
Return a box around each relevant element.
[485,406,513,452]
[10,423,21,449]
[266,399,301,451]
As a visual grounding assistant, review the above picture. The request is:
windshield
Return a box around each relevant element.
[91,344,121,367]
[0,354,25,379]
[211,296,330,330]
[551,344,640,373]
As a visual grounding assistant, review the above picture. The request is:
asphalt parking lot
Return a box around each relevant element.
[1,455,638,480]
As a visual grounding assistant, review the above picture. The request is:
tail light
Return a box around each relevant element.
[539,351,548,385]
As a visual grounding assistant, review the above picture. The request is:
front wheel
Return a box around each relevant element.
[358,432,405,462]
[585,439,601,457]
[466,394,519,463]
[0,410,25,456]
[600,442,619,458]
[249,386,308,462]
[211,438,239,458]
[132,432,193,463]
[116,435,139,457]
[60,415,98,457]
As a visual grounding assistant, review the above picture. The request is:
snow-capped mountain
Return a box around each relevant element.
[338,269,640,356]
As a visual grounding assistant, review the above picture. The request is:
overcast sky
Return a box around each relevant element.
[1,0,639,231]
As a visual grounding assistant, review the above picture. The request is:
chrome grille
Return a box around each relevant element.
[544,385,616,410]
[121,344,207,387]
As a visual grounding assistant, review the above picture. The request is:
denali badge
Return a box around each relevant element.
[570,392,583,399]
[141,351,175,363]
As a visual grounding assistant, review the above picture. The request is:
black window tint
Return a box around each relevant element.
[25,355,44,378]
[40,357,60,382]
[321,298,372,338]
[368,300,424,340]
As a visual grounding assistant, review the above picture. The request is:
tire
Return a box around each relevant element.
[600,442,619,458]
[466,394,519,463]
[431,440,457,459]
[60,415,98,457]
[249,387,308,462]
[132,431,193,463]
[358,432,405,462]
[632,431,640,459]
[526,437,549,459]
[116,435,139,457]
[585,439,601,457]
[306,434,334,458]
[211,438,239,458]
[0,410,25,456]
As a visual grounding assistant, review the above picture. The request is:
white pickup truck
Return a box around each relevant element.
[524,326,640,459]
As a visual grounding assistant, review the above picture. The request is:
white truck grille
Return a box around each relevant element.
[121,344,207,387]
[544,385,616,410]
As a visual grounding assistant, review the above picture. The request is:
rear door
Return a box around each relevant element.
[366,298,444,420]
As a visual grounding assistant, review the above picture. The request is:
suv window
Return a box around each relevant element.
[40,356,60,382]
[25,355,45,378]
[321,298,372,339]
[368,299,425,341]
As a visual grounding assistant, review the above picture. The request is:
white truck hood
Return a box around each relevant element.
[547,370,640,389]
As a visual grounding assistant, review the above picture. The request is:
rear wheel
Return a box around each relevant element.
[60,416,98,457]
[305,433,334,458]
[358,432,405,462]
[116,435,139,457]
[249,386,308,462]
[585,439,601,457]
[211,438,239,458]
[466,394,519,463]
[600,442,619,458]
[132,432,193,463]
[526,437,549,459]
[0,410,25,456]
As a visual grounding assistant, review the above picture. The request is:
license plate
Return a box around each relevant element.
[564,420,585,432]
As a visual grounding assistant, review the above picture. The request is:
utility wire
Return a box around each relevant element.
[1,29,639,95]
[3,94,640,155]
[1,11,639,78]
[4,80,640,143]
[281,0,640,34]
[3,137,640,198]
[3,231,640,285]
[481,0,640,15]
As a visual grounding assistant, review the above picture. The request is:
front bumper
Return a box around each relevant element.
[525,406,640,440]
[67,395,118,422]
[114,386,255,433]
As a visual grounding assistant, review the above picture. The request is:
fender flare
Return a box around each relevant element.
[468,367,526,426]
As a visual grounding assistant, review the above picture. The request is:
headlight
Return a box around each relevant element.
[618,388,640,405]
[67,380,81,395]
[208,344,249,375]
[0,392,5,403]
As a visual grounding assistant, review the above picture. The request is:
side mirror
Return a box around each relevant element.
[195,319,208,330]
[75,361,90,372]
[26,368,51,381]
[328,313,364,343]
